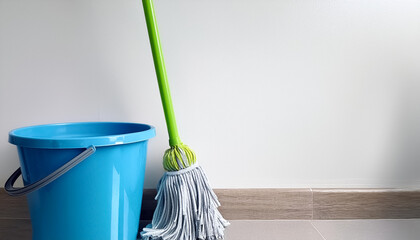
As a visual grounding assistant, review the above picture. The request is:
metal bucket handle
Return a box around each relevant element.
[4,146,96,197]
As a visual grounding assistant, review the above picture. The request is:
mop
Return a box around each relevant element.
[140,0,230,239]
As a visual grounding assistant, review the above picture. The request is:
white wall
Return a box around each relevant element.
[1,0,420,189]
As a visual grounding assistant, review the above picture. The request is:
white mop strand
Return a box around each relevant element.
[141,164,230,240]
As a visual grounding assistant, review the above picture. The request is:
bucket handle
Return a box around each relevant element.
[4,146,96,197]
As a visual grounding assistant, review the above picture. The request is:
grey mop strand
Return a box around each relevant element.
[141,164,229,240]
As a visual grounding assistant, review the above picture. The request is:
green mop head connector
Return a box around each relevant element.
[141,144,230,240]
[162,143,196,171]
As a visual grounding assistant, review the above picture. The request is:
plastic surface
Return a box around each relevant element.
[142,0,181,147]
[9,122,155,149]
[8,122,155,240]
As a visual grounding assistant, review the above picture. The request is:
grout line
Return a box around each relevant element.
[310,188,314,220]
[310,221,328,240]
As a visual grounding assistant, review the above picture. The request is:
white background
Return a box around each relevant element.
[1,0,420,189]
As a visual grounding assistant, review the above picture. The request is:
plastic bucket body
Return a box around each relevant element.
[8,122,155,240]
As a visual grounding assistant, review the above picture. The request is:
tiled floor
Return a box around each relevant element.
[1,219,420,239]
[225,220,324,240]
[225,220,420,240]
[311,219,420,240]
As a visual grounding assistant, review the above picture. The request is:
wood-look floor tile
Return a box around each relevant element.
[313,189,420,219]
[140,189,157,220]
[0,219,31,240]
[0,190,30,219]
[215,189,313,220]
[140,189,314,220]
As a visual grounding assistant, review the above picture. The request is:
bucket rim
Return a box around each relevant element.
[9,122,156,149]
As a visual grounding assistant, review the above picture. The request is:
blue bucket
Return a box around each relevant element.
[5,122,155,240]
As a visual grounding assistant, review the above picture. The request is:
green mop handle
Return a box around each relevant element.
[142,0,181,147]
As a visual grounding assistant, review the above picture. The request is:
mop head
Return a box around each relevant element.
[141,144,230,240]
